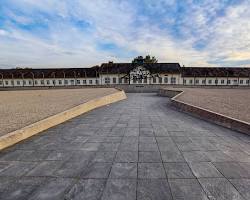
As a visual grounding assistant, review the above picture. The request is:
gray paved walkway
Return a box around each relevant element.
[0,93,250,200]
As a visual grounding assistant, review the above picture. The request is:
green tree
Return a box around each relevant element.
[132,55,158,64]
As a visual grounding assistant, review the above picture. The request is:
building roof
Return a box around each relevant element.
[99,62,181,74]
[181,67,250,77]
[0,68,99,79]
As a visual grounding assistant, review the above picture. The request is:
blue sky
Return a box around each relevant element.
[0,0,250,68]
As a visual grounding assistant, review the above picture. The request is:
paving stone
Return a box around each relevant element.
[137,179,172,200]
[0,161,38,177]
[65,179,106,200]
[164,162,195,178]
[115,151,138,162]
[183,151,211,162]
[199,178,245,200]
[204,151,234,162]
[139,137,156,143]
[139,151,162,162]
[161,150,185,162]
[119,143,138,151]
[138,163,166,178]
[189,162,223,178]
[171,136,191,143]
[229,178,250,200]
[110,163,137,178]
[139,143,159,151]
[213,162,250,178]
[54,162,88,178]
[29,178,75,200]
[169,178,209,200]
[98,143,120,152]
[92,151,116,162]
[0,177,46,200]
[101,179,136,200]
[26,161,64,177]
[81,162,112,178]
[81,143,100,151]
[124,128,140,136]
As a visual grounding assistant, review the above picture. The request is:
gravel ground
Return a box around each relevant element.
[0,88,118,136]
[171,88,250,123]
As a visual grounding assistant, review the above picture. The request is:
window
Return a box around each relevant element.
[138,79,142,83]
[202,80,206,84]
[159,77,162,83]
[189,79,193,84]
[183,79,186,84]
[58,80,62,85]
[11,80,14,85]
[64,80,68,85]
[240,80,243,84]
[0,81,2,85]
[153,77,156,83]
[233,80,238,84]
[221,80,225,84]
[133,78,136,83]
[105,77,110,84]
[171,77,176,84]
[208,80,212,84]
[96,79,99,84]
[143,78,147,83]
[215,80,218,84]
[119,78,122,84]
[195,79,199,84]
[46,80,50,85]
[227,80,231,84]
[76,80,80,84]
[113,77,117,84]
[246,80,250,84]
[34,80,38,85]
[164,77,168,83]
[52,80,56,85]
[5,81,8,85]
[41,80,44,85]
[70,80,74,85]
[83,80,87,84]
[89,80,93,84]
[124,78,128,84]
[23,80,26,85]
[29,80,32,85]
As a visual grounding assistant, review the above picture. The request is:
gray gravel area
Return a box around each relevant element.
[0,88,117,136]
[172,88,250,123]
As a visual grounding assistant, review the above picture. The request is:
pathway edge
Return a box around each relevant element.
[158,88,250,135]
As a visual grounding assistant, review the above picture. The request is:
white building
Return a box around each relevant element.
[0,62,250,87]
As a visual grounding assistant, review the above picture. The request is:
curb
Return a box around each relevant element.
[0,90,127,150]
[158,88,250,135]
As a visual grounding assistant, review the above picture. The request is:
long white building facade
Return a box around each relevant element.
[0,62,250,87]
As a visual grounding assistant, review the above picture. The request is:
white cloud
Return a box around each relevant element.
[0,0,250,68]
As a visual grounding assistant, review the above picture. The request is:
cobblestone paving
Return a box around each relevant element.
[0,93,250,200]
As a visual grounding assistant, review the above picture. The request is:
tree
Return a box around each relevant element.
[132,55,158,64]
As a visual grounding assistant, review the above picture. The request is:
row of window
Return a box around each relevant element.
[104,77,176,84]
[0,79,98,86]
[184,79,250,85]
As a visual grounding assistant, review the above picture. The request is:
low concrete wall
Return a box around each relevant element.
[158,88,250,135]
[0,90,127,150]
[158,88,183,98]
